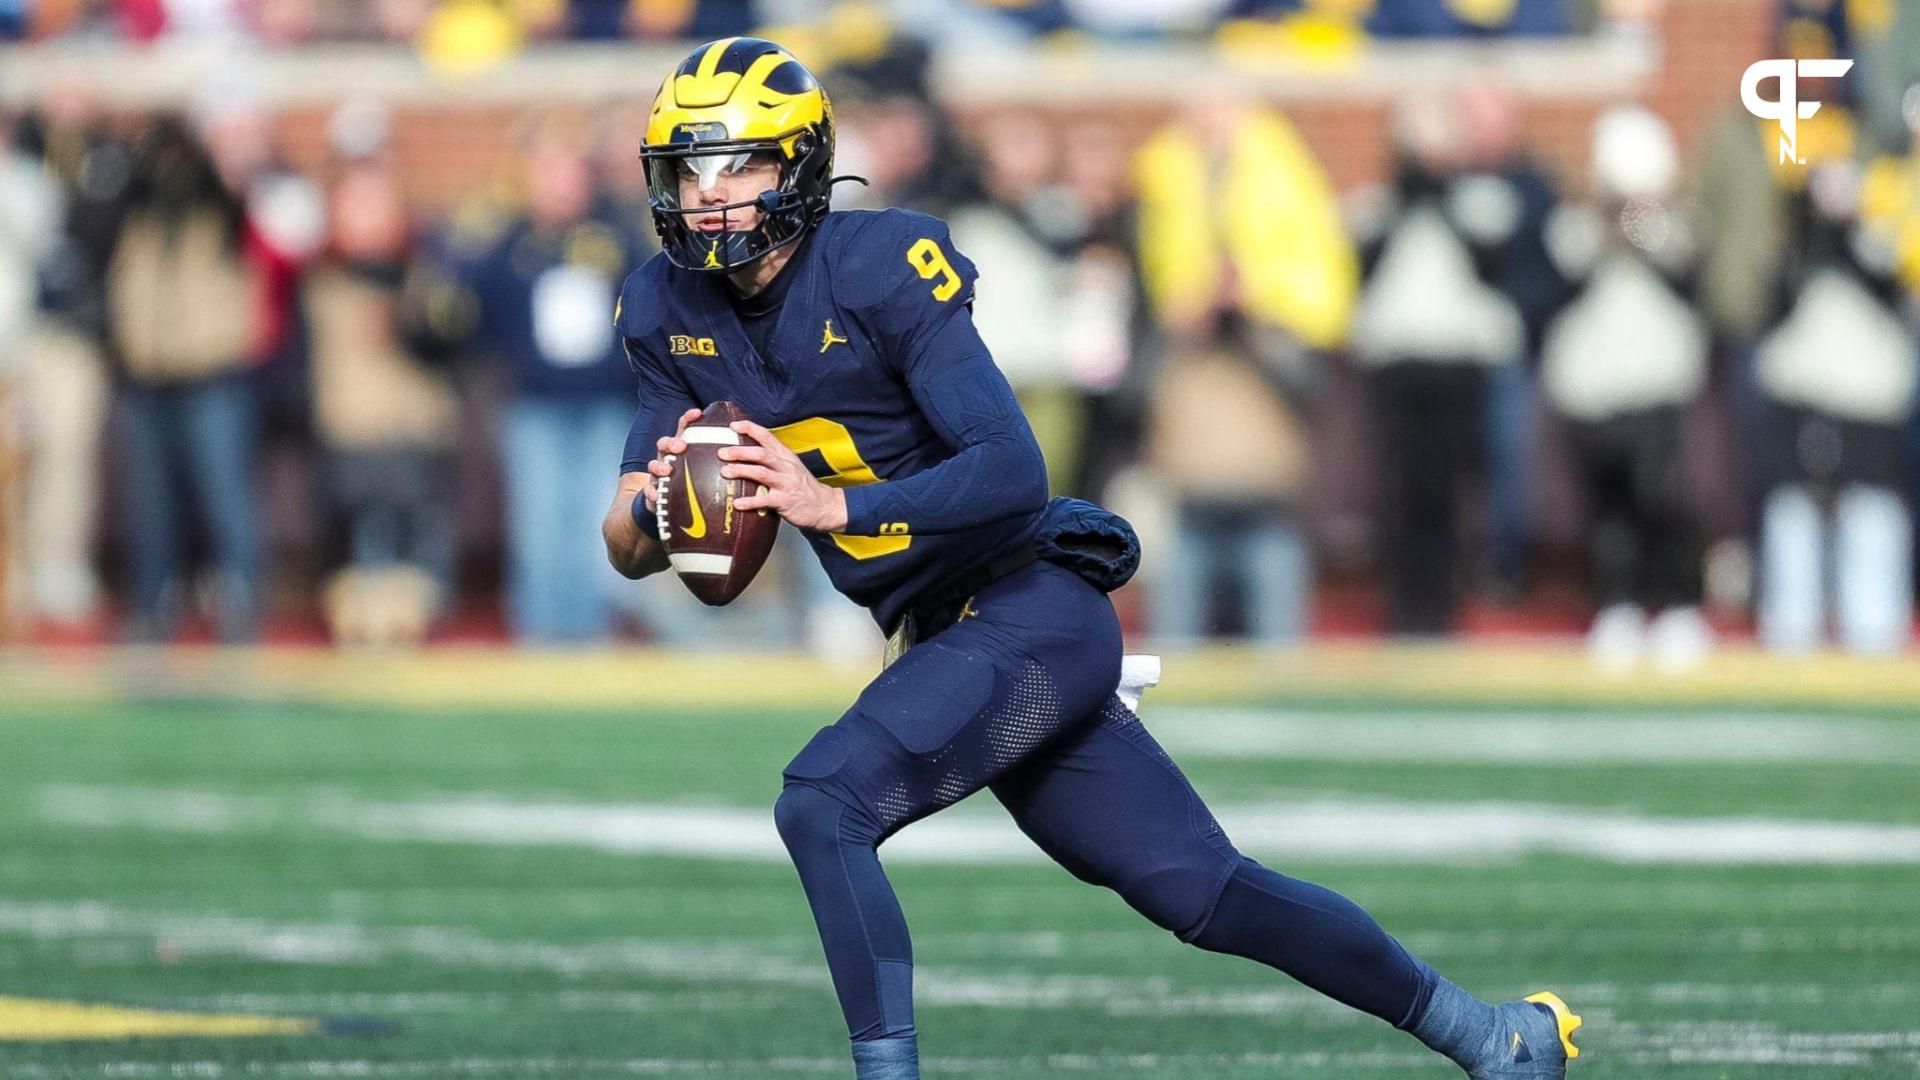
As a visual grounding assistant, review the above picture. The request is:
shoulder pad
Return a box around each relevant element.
[822,208,977,315]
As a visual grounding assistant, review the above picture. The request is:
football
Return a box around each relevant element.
[657,400,780,606]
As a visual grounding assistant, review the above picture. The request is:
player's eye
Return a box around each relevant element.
[672,152,758,192]
[726,151,778,175]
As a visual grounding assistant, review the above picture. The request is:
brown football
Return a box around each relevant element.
[658,400,780,606]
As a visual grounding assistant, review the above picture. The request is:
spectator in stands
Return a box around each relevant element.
[942,0,1075,38]
[949,110,1142,505]
[1455,75,1566,598]
[1046,116,1146,502]
[1749,156,1920,655]
[589,100,655,227]
[1136,93,1355,644]
[12,86,126,633]
[1366,0,1570,37]
[1692,95,1787,407]
[114,0,248,40]
[828,38,973,215]
[195,91,326,439]
[1845,0,1915,154]
[461,125,647,643]
[0,0,1623,41]
[1691,77,1799,629]
[305,160,464,647]
[1223,0,1576,38]
[0,111,62,627]
[195,96,329,620]
[1350,93,1522,635]
[1060,0,1232,36]
[615,0,755,40]
[373,0,432,41]
[948,111,1088,488]
[108,116,267,642]
[1539,106,1711,671]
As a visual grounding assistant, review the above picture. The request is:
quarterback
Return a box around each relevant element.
[602,37,1582,1080]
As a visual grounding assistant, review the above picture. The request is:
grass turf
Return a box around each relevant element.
[1,668,1916,1078]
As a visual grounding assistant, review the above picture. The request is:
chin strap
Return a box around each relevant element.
[829,174,871,190]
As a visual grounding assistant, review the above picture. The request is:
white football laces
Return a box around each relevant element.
[655,453,676,543]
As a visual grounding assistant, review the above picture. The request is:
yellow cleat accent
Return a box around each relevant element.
[1523,991,1582,1060]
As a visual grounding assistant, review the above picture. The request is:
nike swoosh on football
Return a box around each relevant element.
[682,473,708,539]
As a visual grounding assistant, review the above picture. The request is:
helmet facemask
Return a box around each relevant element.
[641,121,834,274]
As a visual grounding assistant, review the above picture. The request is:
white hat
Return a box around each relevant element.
[1591,104,1677,201]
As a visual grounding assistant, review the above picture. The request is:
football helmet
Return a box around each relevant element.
[641,37,838,273]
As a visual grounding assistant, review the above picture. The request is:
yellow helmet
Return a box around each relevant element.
[640,37,839,273]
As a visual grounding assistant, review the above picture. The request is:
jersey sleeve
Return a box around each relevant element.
[834,212,1048,536]
[616,263,699,475]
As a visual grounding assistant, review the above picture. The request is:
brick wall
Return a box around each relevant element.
[280,1,1777,212]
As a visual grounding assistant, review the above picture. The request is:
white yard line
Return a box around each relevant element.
[1147,708,1920,765]
[3,898,1918,1022]
[1640,981,1920,1005]
[143,980,1920,1020]
[34,783,1920,866]
[160,989,791,1015]
[0,901,1176,1010]
[0,899,819,984]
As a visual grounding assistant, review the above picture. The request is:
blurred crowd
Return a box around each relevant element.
[3,2,1920,664]
[0,85,671,647]
[0,0,1637,46]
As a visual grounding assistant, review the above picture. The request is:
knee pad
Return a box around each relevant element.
[773,784,845,856]
[1115,854,1240,942]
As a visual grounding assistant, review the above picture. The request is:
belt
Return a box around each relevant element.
[883,544,1039,668]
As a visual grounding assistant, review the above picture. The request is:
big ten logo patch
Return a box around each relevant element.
[669,335,718,357]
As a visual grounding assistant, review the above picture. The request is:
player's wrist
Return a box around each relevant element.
[839,485,873,534]
[630,489,656,535]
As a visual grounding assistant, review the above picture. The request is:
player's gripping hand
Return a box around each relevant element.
[604,406,700,580]
[720,420,849,533]
[641,407,706,513]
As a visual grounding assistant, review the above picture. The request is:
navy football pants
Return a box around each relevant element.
[775,561,1435,1042]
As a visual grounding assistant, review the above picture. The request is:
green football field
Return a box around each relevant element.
[3,647,1919,1078]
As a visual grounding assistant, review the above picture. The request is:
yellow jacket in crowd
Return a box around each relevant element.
[1134,108,1356,350]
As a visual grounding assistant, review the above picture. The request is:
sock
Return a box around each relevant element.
[850,1032,919,1080]
[1407,975,1501,1071]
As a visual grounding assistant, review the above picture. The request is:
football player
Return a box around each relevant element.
[602,37,1581,1080]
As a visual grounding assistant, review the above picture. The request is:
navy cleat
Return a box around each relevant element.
[1469,992,1582,1079]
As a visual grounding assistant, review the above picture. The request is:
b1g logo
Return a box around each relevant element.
[1741,58,1854,165]
[668,334,717,357]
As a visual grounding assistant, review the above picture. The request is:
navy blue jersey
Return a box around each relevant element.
[617,208,1049,632]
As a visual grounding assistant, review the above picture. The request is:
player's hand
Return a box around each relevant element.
[642,407,705,512]
[720,420,849,532]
